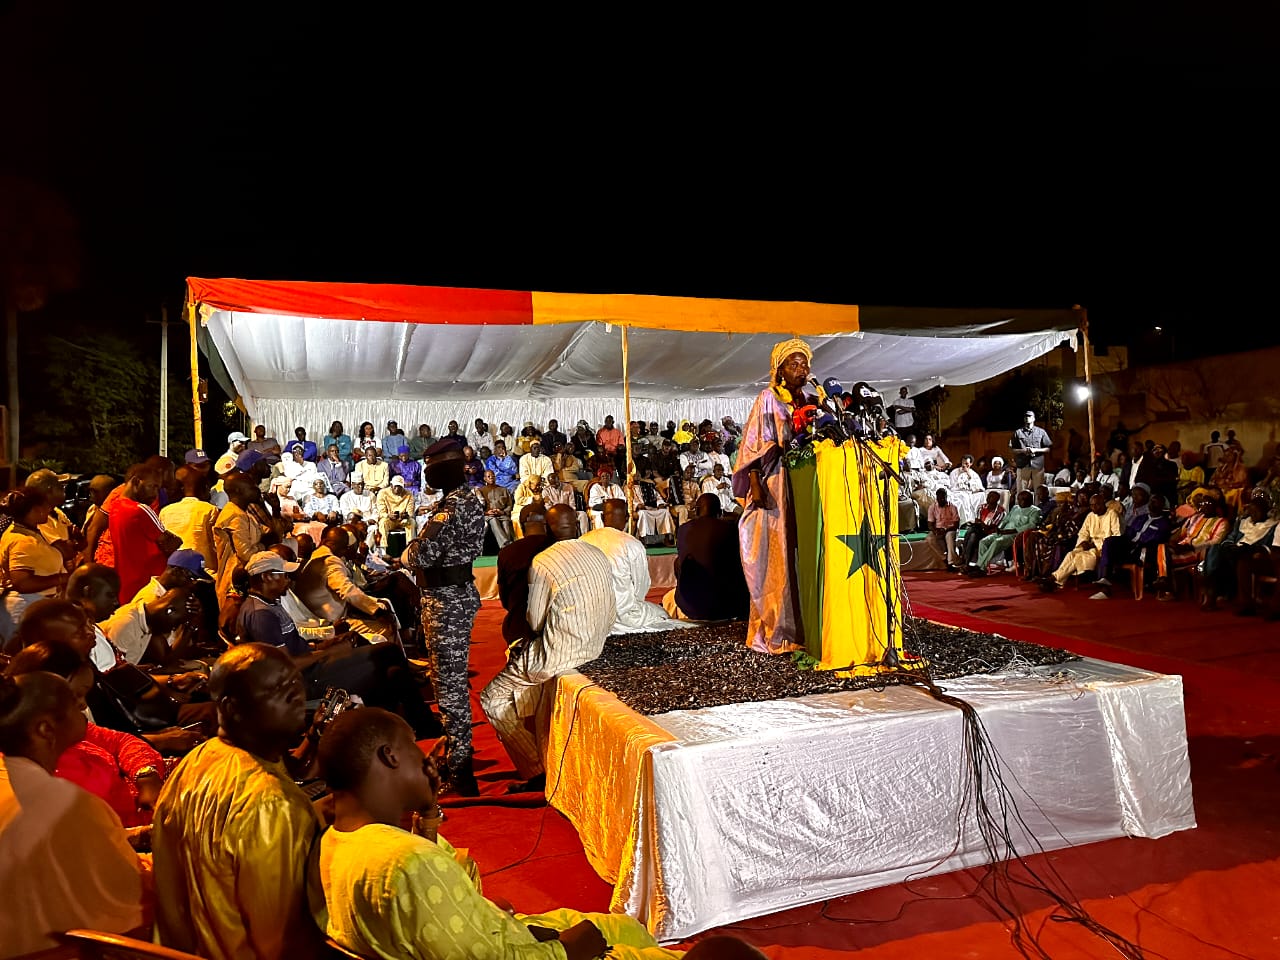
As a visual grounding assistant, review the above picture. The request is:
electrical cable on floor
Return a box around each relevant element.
[484,681,594,877]
[835,444,1152,959]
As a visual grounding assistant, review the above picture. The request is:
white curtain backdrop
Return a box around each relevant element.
[250,397,759,444]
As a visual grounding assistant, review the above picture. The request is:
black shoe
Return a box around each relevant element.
[505,773,547,795]
[446,767,480,797]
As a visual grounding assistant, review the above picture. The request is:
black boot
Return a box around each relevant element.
[446,760,480,798]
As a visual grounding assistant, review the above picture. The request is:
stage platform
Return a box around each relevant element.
[543,653,1195,941]
[472,547,676,601]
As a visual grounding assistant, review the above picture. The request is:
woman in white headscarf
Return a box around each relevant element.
[985,455,1016,509]
[732,338,813,654]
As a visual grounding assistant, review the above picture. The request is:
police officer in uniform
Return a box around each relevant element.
[404,438,486,796]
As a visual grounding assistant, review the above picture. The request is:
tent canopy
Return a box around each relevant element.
[186,278,1078,430]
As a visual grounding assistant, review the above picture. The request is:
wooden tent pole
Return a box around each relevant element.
[187,300,203,452]
[621,324,636,534]
[1078,305,1097,463]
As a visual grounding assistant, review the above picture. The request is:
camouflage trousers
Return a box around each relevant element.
[420,582,481,774]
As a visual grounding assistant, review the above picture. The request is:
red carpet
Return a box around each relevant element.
[438,578,1280,957]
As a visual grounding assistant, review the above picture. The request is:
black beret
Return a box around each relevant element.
[423,438,464,463]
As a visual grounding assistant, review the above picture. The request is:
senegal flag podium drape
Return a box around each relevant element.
[789,437,915,674]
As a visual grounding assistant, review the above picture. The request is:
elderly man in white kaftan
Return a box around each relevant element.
[627,481,675,540]
[587,465,627,530]
[731,337,812,654]
[479,505,615,785]
[582,498,688,634]
[948,455,986,523]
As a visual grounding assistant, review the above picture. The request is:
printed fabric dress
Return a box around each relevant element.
[732,386,804,653]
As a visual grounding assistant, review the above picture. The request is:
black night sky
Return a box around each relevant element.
[3,3,1278,365]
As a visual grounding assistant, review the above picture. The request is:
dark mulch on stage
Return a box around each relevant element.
[578,618,1080,716]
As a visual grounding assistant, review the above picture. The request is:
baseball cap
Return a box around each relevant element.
[26,468,71,488]
[184,449,210,466]
[236,450,265,471]
[167,548,214,580]
[228,431,250,444]
[245,550,300,576]
[390,475,405,487]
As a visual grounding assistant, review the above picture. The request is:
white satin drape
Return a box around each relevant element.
[250,397,756,442]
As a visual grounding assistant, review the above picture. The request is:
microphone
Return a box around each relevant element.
[791,404,820,435]
[822,376,843,397]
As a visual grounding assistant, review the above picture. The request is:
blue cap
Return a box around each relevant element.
[167,548,213,580]
[397,445,411,455]
[236,450,266,471]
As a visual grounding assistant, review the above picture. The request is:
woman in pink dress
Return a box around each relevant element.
[732,338,813,654]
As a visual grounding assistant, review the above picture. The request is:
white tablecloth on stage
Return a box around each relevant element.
[545,657,1195,941]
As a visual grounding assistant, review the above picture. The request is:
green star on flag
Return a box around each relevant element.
[836,517,887,579]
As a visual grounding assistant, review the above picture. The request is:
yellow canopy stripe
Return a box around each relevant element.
[531,291,859,336]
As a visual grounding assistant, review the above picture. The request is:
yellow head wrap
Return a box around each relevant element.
[770,338,813,384]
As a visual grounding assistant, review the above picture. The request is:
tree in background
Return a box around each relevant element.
[957,368,1065,435]
[24,325,191,476]
[0,174,81,467]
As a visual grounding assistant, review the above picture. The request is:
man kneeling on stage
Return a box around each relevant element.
[315,708,685,960]
[479,503,614,794]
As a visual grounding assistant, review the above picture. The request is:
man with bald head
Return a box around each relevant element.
[294,525,398,644]
[496,502,552,647]
[153,644,323,960]
[480,503,614,793]
[583,499,688,634]
[663,493,750,622]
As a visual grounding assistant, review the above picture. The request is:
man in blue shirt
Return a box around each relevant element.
[484,440,519,491]
[1091,494,1173,598]
[291,427,319,462]
[381,421,406,461]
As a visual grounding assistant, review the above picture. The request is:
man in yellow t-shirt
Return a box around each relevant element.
[315,707,687,960]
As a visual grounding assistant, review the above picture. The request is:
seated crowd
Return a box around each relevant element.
[0,413,761,959]
[915,424,1280,616]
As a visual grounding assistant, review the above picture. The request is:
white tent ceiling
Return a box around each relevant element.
[204,310,1076,420]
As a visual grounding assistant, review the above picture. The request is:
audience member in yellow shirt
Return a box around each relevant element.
[314,707,689,960]
[158,465,220,569]
[153,644,324,960]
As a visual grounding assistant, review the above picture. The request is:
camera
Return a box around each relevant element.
[315,687,363,727]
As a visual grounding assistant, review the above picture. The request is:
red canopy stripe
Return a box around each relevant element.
[185,278,534,325]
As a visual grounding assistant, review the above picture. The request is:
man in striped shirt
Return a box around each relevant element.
[480,503,615,793]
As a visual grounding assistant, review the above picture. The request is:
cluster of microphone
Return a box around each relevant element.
[788,377,896,448]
